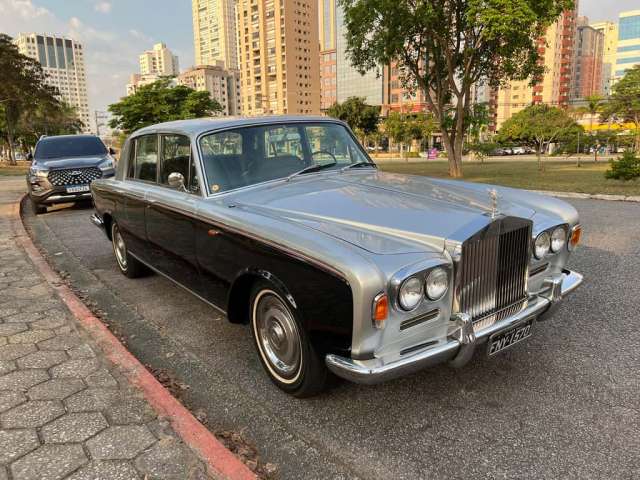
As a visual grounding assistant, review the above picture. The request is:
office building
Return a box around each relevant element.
[15,33,91,132]
[382,63,429,115]
[139,43,179,76]
[192,0,238,70]
[319,0,337,110]
[572,17,604,99]
[126,74,170,96]
[591,21,618,95]
[236,0,320,115]
[614,10,640,83]
[177,63,241,116]
[495,7,578,130]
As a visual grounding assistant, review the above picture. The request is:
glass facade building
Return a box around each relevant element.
[614,11,640,80]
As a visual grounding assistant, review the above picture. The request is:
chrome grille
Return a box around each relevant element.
[456,218,532,331]
[48,167,102,186]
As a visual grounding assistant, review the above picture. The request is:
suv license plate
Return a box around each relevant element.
[66,185,90,193]
[487,319,533,356]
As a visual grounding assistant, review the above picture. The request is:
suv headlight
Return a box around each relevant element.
[425,267,448,301]
[534,231,551,259]
[398,277,423,311]
[98,158,114,171]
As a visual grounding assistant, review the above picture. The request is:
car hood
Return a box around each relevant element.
[228,171,537,255]
[36,155,108,170]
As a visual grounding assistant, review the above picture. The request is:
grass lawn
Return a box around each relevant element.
[0,165,29,176]
[377,161,640,196]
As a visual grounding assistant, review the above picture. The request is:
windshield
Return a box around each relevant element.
[199,122,373,194]
[35,136,107,160]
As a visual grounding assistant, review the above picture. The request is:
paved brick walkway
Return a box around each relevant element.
[0,178,211,480]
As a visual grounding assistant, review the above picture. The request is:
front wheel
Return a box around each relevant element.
[111,221,147,278]
[31,198,47,215]
[250,281,329,397]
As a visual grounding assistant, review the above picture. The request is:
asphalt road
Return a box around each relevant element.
[21,195,640,479]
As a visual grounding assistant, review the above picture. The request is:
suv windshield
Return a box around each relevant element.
[35,136,107,160]
[199,122,373,194]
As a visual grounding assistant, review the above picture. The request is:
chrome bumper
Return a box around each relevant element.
[326,269,583,385]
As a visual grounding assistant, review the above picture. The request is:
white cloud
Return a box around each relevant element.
[0,0,51,19]
[94,1,111,14]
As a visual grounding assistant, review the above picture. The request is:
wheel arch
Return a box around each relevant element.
[102,212,114,240]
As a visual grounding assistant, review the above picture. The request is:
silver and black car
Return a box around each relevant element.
[27,135,116,214]
[90,116,583,397]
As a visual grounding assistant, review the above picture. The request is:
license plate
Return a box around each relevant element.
[488,319,533,356]
[66,185,90,193]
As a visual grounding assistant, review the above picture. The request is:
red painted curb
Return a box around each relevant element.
[11,197,256,480]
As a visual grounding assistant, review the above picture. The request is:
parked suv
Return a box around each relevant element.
[27,135,116,214]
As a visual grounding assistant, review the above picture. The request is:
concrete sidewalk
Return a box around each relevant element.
[0,178,211,479]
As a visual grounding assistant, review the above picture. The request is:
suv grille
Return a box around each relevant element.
[455,217,532,331]
[48,167,102,186]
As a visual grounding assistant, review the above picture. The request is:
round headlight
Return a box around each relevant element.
[534,231,551,259]
[425,267,448,301]
[550,227,567,253]
[398,277,423,311]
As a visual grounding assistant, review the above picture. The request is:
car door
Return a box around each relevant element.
[119,134,159,263]
[145,134,201,290]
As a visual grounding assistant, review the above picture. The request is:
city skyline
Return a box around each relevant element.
[0,0,636,128]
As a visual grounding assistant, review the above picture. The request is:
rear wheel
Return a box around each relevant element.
[111,222,147,278]
[250,281,329,397]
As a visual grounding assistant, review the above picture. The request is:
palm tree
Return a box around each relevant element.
[578,95,605,162]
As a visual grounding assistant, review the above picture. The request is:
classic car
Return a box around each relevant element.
[90,116,583,397]
[27,135,116,214]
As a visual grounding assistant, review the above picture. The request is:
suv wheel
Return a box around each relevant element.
[250,280,329,397]
[31,199,47,215]
[111,222,147,278]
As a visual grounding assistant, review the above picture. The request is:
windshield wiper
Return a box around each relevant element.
[286,161,337,181]
[340,161,377,173]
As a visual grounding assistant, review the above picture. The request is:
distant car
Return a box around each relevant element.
[26,135,116,214]
[491,148,507,156]
[90,116,583,397]
[512,147,527,155]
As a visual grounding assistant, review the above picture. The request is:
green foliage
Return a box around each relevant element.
[467,103,491,143]
[326,97,380,138]
[605,151,640,181]
[338,0,573,177]
[0,33,67,164]
[498,104,582,169]
[383,111,436,157]
[601,66,640,152]
[108,78,223,133]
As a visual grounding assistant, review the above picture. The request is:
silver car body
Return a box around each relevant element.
[91,116,583,384]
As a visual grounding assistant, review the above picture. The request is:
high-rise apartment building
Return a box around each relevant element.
[614,10,640,83]
[236,0,320,115]
[177,63,241,116]
[572,17,604,100]
[382,63,429,115]
[15,33,91,132]
[495,7,578,130]
[335,6,383,105]
[192,0,238,70]
[139,43,179,76]
[590,21,618,95]
[319,0,337,110]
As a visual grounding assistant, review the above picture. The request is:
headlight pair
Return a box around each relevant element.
[534,226,568,259]
[398,267,448,311]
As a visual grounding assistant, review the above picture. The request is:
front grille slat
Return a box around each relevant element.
[457,218,532,331]
[48,167,102,186]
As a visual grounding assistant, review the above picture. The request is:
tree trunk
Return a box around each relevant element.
[536,147,544,172]
[6,128,16,166]
[441,133,462,178]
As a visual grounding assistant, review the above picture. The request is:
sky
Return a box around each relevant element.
[0,0,638,131]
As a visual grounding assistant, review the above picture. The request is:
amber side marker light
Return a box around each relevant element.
[570,225,582,250]
[372,293,389,329]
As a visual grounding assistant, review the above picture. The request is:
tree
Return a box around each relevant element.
[383,111,411,158]
[577,94,605,162]
[338,0,573,177]
[19,101,84,145]
[0,33,61,164]
[326,97,380,143]
[498,104,582,171]
[108,78,223,133]
[601,66,640,153]
[467,102,491,144]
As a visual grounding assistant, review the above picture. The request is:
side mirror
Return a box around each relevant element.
[109,147,116,155]
[27,153,33,161]
[168,172,186,191]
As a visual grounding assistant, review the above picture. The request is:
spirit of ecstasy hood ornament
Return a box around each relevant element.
[487,188,500,219]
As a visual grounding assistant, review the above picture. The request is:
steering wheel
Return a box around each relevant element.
[311,150,337,164]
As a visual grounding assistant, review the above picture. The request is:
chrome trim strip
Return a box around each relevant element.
[399,309,440,331]
[44,193,92,202]
[127,252,227,315]
[90,213,104,229]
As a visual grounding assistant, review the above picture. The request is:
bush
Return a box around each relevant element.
[605,151,640,181]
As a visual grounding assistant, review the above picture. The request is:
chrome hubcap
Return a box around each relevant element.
[113,226,127,269]
[255,292,301,380]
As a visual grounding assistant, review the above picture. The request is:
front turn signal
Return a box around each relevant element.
[569,225,582,250]
[372,293,388,329]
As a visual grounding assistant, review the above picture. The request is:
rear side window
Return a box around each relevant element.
[133,135,158,182]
